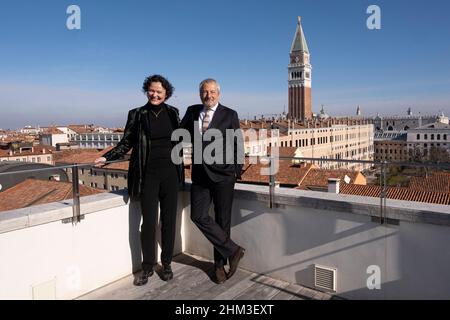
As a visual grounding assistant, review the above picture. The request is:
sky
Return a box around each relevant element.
[0,0,449,129]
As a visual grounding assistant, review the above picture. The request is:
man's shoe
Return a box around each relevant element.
[161,264,174,282]
[227,246,245,279]
[215,266,227,284]
[134,269,154,286]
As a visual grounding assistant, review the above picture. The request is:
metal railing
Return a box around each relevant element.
[1,157,449,226]
[0,160,127,224]
[261,156,450,224]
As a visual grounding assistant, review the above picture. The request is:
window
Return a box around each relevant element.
[437,134,441,140]
[444,134,447,140]
[425,134,428,140]
[417,134,420,140]
[431,134,434,140]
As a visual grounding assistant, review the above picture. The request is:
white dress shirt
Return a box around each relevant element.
[198,103,219,133]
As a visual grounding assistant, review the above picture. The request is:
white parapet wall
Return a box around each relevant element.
[0,191,188,300]
[183,183,450,300]
[1,183,450,299]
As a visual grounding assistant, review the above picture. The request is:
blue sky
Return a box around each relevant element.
[0,0,449,129]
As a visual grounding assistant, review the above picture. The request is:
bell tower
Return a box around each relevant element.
[288,16,312,121]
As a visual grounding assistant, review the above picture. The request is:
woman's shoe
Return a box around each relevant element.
[161,264,173,281]
[134,269,154,286]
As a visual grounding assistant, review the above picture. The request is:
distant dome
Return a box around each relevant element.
[318,105,329,119]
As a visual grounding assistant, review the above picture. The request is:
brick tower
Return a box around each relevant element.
[288,16,312,121]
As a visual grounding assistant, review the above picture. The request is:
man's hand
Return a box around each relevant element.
[94,157,107,167]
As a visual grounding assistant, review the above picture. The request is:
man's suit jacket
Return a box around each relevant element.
[181,103,244,183]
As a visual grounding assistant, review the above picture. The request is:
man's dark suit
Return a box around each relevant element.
[181,103,244,267]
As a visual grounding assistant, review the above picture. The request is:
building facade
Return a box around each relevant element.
[72,133,124,149]
[407,122,450,160]
[372,109,448,132]
[374,131,408,162]
[277,124,374,171]
[0,144,54,165]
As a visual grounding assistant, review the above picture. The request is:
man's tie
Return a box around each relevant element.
[202,108,213,133]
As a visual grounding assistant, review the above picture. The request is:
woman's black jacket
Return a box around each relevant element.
[102,103,184,200]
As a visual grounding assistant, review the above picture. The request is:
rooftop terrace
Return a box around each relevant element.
[1,178,450,300]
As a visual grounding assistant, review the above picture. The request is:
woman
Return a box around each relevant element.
[95,74,183,286]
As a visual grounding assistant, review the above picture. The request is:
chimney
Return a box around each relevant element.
[328,178,340,194]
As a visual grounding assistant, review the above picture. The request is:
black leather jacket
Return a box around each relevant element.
[103,103,184,200]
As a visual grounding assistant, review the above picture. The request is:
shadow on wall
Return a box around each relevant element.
[126,189,187,274]
[231,192,401,299]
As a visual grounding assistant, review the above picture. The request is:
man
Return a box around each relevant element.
[181,78,245,284]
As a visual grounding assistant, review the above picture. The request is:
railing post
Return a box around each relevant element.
[72,164,81,224]
[269,155,275,209]
[379,161,387,225]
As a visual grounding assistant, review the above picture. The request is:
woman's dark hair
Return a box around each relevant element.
[142,74,174,100]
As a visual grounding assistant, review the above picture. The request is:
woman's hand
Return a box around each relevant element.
[94,157,107,167]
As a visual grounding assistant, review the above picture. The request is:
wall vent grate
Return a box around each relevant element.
[314,264,337,292]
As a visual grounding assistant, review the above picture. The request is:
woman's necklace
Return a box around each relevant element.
[150,107,163,118]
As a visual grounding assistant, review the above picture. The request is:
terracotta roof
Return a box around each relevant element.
[0,144,55,157]
[104,161,129,171]
[240,158,315,185]
[409,173,450,193]
[53,149,102,164]
[268,147,298,158]
[41,127,64,135]
[299,169,365,190]
[54,147,130,169]
[0,179,103,212]
[68,125,96,134]
[340,184,450,205]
